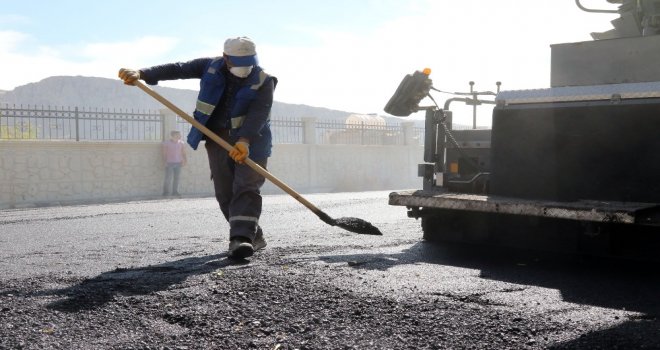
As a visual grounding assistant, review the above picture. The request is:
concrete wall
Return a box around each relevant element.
[0,140,423,209]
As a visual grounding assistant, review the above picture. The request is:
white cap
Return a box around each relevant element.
[224,37,256,57]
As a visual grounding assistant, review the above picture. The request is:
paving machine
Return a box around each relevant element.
[386,0,660,259]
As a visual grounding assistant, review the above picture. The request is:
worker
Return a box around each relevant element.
[162,130,187,197]
[118,37,277,259]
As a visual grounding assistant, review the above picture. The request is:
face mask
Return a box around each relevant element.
[229,66,253,78]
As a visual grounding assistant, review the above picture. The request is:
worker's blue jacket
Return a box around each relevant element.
[140,57,276,159]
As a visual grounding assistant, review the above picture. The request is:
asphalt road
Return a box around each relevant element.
[1,191,659,349]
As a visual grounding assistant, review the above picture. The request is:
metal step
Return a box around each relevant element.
[389,190,660,226]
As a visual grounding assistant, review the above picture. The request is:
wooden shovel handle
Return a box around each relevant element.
[134,80,327,217]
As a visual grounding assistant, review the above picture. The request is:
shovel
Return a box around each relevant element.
[134,80,382,236]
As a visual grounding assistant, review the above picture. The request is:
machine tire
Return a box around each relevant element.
[421,209,467,243]
[421,215,442,243]
[421,209,495,244]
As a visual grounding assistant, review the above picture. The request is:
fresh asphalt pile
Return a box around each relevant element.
[2,194,659,350]
[2,244,658,350]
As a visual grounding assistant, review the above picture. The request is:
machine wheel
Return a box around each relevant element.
[421,208,660,260]
[421,215,443,243]
[421,209,481,243]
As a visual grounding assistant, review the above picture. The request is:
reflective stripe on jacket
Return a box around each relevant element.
[186,58,273,159]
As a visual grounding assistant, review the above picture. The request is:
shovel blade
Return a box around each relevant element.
[334,217,382,235]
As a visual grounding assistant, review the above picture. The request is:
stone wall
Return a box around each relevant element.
[0,140,423,209]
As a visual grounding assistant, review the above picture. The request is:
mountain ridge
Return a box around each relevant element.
[0,76,360,121]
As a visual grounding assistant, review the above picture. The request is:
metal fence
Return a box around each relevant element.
[271,116,304,144]
[1,104,426,145]
[0,104,162,141]
[175,116,307,144]
[316,119,405,145]
[175,114,192,140]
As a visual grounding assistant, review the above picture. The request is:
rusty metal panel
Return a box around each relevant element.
[389,190,660,225]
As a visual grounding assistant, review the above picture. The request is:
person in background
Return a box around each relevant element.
[118,37,276,259]
[162,130,187,197]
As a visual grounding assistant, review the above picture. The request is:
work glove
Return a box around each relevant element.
[118,68,140,85]
[229,141,250,164]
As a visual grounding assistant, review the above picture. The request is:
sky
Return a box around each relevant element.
[0,0,619,124]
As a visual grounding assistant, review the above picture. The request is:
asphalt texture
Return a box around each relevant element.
[1,191,659,349]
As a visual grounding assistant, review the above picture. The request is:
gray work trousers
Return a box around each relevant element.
[205,135,267,242]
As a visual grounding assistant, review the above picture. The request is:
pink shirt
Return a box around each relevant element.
[163,139,185,163]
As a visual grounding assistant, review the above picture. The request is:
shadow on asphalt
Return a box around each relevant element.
[547,318,660,349]
[43,253,247,312]
[319,241,660,347]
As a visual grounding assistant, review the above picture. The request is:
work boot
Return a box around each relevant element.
[228,237,254,259]
[253,234,267,252]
